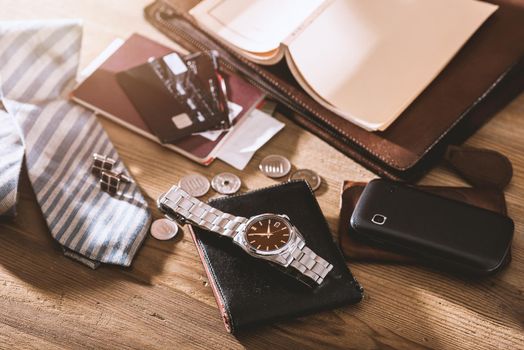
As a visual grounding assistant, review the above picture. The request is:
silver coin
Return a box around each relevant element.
[290,169,322,191]
[178,173,210,197]
[259,155,292,178]
[211,172,241,194]
[150,218,179,240]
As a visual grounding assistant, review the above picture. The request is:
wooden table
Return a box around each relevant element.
[1,1,522,349]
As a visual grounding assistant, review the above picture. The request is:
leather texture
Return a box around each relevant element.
[144,0,524,181]
[189,181,363,334]
[444,145,513,190]
[338,181,508,263]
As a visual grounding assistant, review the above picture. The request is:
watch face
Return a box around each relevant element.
[245,216,291,252]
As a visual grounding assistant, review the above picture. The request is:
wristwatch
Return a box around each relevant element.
[157,186,334,286]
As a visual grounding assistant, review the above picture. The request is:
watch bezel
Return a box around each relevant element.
[239,213,297,256]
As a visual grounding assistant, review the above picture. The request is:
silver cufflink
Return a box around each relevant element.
[100,171,132,195]
[92,153,132,195]
[92,153,116,176]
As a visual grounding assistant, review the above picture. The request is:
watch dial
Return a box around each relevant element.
[245,216,291,252]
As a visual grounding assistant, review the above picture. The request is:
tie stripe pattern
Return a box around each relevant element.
[0,20,151,266]
[0,100,24,216]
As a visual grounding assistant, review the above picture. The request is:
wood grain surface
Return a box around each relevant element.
[0,1,522,349]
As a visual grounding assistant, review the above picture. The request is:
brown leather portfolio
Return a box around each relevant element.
[144,0,524,181]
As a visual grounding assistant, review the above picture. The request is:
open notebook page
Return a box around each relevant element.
[190,0,326,54]
[287,0,498,131]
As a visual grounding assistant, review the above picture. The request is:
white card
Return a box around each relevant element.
[195,101,243,141]
[216,109,285,170]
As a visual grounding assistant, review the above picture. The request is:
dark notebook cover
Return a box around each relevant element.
[189,181,363,334]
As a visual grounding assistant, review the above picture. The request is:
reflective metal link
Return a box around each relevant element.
[160,186,248,237]
[290,242,333,285]
[159,186,333,285]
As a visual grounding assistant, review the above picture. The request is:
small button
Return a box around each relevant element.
[371,214,387,225]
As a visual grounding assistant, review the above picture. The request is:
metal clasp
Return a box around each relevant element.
[157,193,187,226]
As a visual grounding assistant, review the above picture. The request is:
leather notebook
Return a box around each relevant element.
[189,181,363,334]
[144,0,524,181]
[338,181,509,264]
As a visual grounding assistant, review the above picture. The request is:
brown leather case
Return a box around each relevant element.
[144,0,524,181]
[444,145,513,189]
[338,181,508,263]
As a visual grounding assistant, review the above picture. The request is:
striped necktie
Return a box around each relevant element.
[0,97,24,216]
[0,20,151,268]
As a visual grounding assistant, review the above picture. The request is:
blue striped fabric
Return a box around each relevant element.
[0,20,151,267]
[0,98,24,216]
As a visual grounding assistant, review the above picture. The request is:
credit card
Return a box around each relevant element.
[116,52,229,143]
[184,51,230,130]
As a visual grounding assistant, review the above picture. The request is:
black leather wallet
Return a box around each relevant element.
[189,181,363,334]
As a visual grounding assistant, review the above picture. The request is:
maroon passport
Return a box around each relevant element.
[72,33,265,164]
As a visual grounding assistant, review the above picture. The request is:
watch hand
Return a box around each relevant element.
[270,227,287,234]
[248,233,272,237]
[267,220,271,235]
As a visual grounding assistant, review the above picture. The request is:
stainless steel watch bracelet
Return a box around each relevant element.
[289,240,333,284]
[158,186,248,238]
[158,185,333,285]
